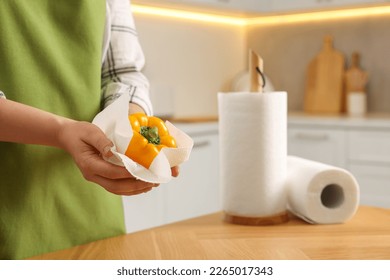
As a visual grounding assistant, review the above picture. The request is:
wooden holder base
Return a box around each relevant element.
[224,211,289,226]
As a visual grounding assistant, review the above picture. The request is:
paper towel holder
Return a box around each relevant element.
[250,49,265,93]
[220,52,289,226]
[224,212,289,226]
[256,67,266,89]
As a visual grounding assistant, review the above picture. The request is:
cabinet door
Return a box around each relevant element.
[348,130,390,164]
[347,129,390,208]
[349,164,390,208]
[270,0,321,12]
[157,0,272,13]
[162,132,221,224]
[122,186,165,233]
[288,127,346,168]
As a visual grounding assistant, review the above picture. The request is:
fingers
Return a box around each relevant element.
[83,123,114,158]
[82,154,159,195]
[61,121,161,196]
[76,151,134,181]
[93,175,159,196]
[171,166,180,177]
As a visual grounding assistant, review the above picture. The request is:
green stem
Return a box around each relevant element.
[140,126,160,145]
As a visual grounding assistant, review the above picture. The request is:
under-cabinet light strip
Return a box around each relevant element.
[132,5,246,26]
[248,5,390,25]
[132,4,390,26]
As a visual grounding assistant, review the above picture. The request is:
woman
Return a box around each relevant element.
[0,0,176,259]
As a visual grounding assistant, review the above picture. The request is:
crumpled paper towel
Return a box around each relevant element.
[92,93,193,184]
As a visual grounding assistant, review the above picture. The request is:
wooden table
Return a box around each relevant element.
[31,206,390,260]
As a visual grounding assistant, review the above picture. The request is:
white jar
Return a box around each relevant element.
[347,92,367,116]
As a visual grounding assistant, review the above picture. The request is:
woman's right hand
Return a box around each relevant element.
[57,120,159,196]
[0,98,159,195]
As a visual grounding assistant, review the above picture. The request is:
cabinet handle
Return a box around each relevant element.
[193,140,211,149]
[295,132,329,141]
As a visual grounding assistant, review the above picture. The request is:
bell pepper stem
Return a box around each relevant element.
[140,126,160,145]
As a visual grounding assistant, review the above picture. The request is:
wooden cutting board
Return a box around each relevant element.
[304,35,345,114]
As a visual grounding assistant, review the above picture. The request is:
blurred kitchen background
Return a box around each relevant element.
[132,0,390,116]
[123,0,390,233]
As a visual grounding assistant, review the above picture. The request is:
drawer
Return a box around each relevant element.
[348,130,390,164]
[122,186,165,233]
[288,127,346,168]
[349,163,390,208]
[162,132,221,224]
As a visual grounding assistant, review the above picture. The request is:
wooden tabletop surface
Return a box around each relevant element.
[30,206,390,260]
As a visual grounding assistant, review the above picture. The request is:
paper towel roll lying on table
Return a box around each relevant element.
[218,91,288,225]
[286,156,360,224]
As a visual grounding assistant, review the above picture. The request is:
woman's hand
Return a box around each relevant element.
[0,99,177,195]
[57,120,158,196]
[171,166,179,177]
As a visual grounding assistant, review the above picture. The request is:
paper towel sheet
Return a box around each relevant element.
[286,156,360,224]
[92,93,193,184]
[218,91,287,218]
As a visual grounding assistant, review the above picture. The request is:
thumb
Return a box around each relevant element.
[102,142,114,158]
[88,124,114,158]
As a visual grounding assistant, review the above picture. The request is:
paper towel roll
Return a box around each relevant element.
[286,156,360,224]
[218,91,288,224]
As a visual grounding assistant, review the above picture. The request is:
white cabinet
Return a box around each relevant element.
[180,0,273,13]
[288,127,346,167]
[122,122,220,233]
[270,0,386,13]
[134,0,272,13]
[348,130,390,164]
[349,164,390,207]
[122,184,166,233]
[288,115,390,208]
[162,128,220,224]
[347,129,390,208]
[182,0,267,10]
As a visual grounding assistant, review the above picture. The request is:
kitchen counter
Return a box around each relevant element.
[30,206,390,260]
[166,116,218,123]
[168,117,218,136]
[163,113,390,130]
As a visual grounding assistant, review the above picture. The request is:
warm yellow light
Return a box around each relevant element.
[132,5,247,26]
[248,5,390,25]
[132,4,390,26]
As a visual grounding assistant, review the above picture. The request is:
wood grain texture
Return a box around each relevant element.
[224,211,289,226]
[304,35,345,114]
[30,206,390,260]
[250,49,264,93]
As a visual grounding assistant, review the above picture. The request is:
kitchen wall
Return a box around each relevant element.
[133,7,390,117]
[247,14,390,113]
[133,13,246,118]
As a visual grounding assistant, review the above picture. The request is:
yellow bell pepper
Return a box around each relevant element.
[125,113,177,168]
